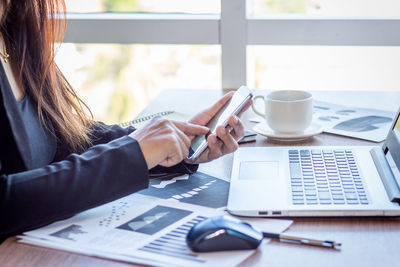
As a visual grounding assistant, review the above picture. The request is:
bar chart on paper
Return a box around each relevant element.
[139,215,208,263]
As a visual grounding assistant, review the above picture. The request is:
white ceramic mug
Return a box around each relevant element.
[252,90,313,134]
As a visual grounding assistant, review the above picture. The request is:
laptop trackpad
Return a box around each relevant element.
[239,161,279,180]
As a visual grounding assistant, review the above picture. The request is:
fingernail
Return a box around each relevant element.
[234,116,239,124]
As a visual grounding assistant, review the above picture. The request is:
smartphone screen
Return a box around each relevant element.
[187,86,253,162]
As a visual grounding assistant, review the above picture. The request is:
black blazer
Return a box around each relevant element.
[0,63,197,242]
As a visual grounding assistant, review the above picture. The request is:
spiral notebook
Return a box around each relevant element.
[119,111,190,129]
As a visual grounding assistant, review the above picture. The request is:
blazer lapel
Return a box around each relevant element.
[0,63,32,170]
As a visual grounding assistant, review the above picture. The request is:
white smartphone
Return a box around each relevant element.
[187,86,253,163]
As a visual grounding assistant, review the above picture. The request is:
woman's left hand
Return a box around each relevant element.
[185,91,252,164]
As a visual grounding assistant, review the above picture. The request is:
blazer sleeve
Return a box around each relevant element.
[0,136,149,241]
[83,122,199,175]
[0,122,198,241]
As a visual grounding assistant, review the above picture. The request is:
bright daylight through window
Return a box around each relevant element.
[57,0,400,124]
[59,0,220,124]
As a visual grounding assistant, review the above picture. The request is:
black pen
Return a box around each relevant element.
[263,232,342,249]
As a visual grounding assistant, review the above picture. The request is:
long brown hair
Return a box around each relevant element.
[1,0,93,153]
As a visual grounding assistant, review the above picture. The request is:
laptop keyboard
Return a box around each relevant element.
[289,149,369,205]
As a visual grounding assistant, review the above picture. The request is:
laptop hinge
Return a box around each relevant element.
[370,147,400,204]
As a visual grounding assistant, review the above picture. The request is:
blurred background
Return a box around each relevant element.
[57,0,400,124]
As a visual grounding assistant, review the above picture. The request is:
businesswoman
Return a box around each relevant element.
[0,0,250,242]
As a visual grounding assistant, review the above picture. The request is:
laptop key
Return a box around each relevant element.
[328,178,339,182]
[332,195,344,200]
[345,192,358,200]
[344,188,356,193]
[333,200,345,204]
[292,191,304,196]
[317,188,329,192]
[292,187,303,193]
[318,188,330,192]
[305,189,317,196]
[318,191,331,200]
[289,163,302,179]
[347,200,359,205]
[320,200,332,205]
[304,186,316,191]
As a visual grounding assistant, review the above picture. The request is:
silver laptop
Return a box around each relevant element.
[227,108,400,217]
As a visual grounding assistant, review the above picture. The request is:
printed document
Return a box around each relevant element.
[20,193,292,267]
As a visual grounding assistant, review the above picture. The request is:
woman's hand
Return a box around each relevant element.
[129,117,209,169]
[186,92,253,164]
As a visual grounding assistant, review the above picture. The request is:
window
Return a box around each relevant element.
[59,0,400,123]
[247,46,400,91]
[56,44,220,123]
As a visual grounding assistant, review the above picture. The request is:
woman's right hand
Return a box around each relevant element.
[128,116,209,169]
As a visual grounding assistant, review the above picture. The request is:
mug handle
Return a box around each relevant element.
[251,95,266,117]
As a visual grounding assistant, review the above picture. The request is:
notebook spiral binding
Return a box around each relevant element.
[119,111,175,128]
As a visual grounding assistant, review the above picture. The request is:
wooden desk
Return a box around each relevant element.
[1,90,400,267]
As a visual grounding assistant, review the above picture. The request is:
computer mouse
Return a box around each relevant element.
[186,215,263,252]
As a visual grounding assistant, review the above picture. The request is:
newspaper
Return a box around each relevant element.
[20,193,292,267]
